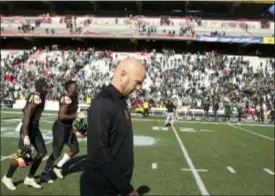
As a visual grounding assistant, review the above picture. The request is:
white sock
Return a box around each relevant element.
[57,153,71,168]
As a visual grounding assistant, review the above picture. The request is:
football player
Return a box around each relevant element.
[41,80,84,183]
[164,99,177,126]
[2,79,50,190]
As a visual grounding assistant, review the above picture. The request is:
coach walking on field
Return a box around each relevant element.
[80,58,146,196]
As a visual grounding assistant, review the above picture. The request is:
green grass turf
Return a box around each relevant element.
[1,110,274,195]
[173,123,274,195]
[238,125,274,138]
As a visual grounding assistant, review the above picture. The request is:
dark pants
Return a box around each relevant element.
[44,120,79,172]
[6,123,46,178]
[213,110,218,120]
[143,108,149,117]
[80,170,118,196]
[18,123,47,156]
[257,111,264,122]
[204,110,209,119]
[52,120,79,157]
[238,112,242,122]
[224,107,231,121]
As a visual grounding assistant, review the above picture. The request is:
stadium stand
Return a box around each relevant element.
[1,48,274,115]
[0,2,275,195]
[1,15,274,38]
[0,1,274,120]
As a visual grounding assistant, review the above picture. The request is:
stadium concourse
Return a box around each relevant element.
[0,1,274,195]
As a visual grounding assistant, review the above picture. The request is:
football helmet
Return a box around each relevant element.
[15,146,33,167]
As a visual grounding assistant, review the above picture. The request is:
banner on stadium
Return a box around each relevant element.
[263,36,274,44]
[195,35,263,44]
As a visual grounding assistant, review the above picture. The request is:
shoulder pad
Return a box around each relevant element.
[61,96,72,105]
[29,94,41,105]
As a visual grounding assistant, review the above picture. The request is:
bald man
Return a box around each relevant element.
[80,58,145,196]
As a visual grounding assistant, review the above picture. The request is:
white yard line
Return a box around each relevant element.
[45,140,53,145]
[132,118,274,128]
[228,124,274,141]
[1,127,14,132]
[171,123,210,196]
[1,118,21,122]
[2,111,274,127]
[1,121,20,126]
[263,168,274,175]
[181,168,208,172]
[42,155,49,161]
[177,120,274,127]
[199,129,214,132]
[1,111,57,116]
[152,163,157,170]
[0,154,15,161]
[44,120,53,123]
[226,166,236,174]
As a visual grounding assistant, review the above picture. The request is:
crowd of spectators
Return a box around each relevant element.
[1,47,274,115]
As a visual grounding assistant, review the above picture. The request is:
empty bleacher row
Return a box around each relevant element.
[1,15,273,37]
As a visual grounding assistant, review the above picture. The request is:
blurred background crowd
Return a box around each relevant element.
[2,47,274,112]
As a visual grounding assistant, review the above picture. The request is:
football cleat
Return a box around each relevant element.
[2,175,16,190]
[40,172,54,184]
[53,166,64,179]
[24,176,42,189]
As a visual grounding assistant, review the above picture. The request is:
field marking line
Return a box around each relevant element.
[1,119,21,126]
[1,140,53,162]
[199,129,214,132]
[1,127,15,132]
[1,118,21,122]
[132,118,274,127]
[179,127,197,132]
[1,120,20,124]
[1,154,15,161]
[263,168,274,175]
[0,122,14,126]
[228,123,274,141]
[44,120,53,123]
[226,166,236,174]
[171,123,210,196]
[152,163,157,170]
[1,111,57,116]
[2,111,274,127]
[181,168,208,172]
[42,155,49,161]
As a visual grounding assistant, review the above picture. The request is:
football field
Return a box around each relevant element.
[1,109,274,195]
